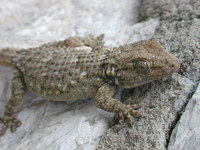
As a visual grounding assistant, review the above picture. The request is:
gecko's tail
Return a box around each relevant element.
[0,48,18,68]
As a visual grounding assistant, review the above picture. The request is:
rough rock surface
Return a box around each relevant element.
[98,0,200,149]
[0,0,159,150]
[0,0,199,150]
[139,0,200,82]
[168,84,200,150]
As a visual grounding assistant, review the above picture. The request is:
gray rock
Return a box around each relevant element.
[139,0,200,22]
[98,0,200,149]
[0,0,199,149]
[97,75,195,150]
[168,84,200,150]
[139,0,200,82]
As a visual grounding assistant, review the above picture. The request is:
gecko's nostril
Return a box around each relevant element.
[170,57,180,73]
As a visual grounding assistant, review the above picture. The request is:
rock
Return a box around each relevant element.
[139,0,200,22]
[139,0,200,82]
[98,0,200,149]
[97,75,195,150]
[1,0,199,149]
[168,84,200,150]
[0,0,159,150]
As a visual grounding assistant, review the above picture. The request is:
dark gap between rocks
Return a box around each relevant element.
[165,82,199,148]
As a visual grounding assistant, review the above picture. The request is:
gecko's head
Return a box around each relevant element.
[107,38,180,88]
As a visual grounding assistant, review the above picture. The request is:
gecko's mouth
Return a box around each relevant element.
[168,54,181,74]
[163,58,181,76]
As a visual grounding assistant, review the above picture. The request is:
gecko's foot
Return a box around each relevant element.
[110,102,143,131]
[0,115,21,136]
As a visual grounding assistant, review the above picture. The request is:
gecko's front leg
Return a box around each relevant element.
[0,70,26,135]
[95,83,143,128]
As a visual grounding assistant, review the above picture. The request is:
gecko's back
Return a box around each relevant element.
[6,41,111,101]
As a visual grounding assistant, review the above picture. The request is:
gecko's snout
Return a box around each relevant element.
[168,55,181,74]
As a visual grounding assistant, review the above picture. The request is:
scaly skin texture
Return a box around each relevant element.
[0,35,180,135]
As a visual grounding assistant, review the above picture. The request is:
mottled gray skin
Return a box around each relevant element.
[0,35,180,135]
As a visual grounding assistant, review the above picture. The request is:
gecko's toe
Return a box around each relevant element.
[10,119,21,132]
[128,102,144,109]
[110,111,124,127]
[110,103,143,131]
[0,119,8,136]
[0,115,21,135]
[110,113,123,132]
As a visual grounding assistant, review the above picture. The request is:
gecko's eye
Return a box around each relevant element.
[134,60,151,73]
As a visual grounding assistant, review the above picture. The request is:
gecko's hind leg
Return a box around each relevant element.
[0,69,26,135]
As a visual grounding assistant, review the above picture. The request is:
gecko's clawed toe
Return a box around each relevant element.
[110,103,143,131]
[128,102,144,109]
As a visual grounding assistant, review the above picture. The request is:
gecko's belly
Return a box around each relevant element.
[24,75,100,102]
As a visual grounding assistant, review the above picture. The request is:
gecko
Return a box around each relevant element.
[0,35,180,135]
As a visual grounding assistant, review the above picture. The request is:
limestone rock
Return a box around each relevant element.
[168,84,200,150]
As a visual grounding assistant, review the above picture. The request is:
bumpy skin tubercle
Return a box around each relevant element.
[0,35,180,135]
